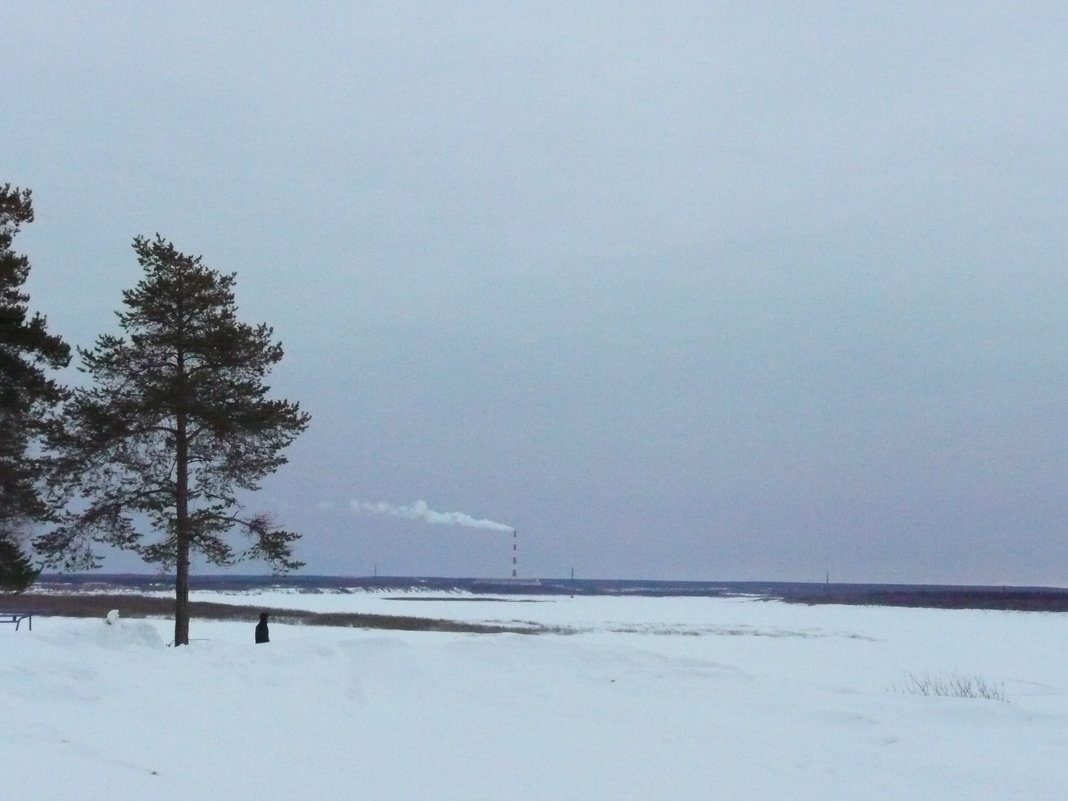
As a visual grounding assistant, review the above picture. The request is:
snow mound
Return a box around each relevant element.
[96,618,165,649]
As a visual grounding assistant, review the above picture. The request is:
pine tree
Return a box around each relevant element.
[0,184,70,593]
[38,235,309,642]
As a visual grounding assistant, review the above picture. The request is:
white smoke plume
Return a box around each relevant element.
[352,499,512,532]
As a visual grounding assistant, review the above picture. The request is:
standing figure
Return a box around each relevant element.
[255,612,270,644]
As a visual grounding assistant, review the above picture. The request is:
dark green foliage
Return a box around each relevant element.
[0,184,71,593]
[38,235,309,642]
[0,535,39,594]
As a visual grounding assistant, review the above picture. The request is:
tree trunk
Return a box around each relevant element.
[173,408,191,646]
[174,540,190,645]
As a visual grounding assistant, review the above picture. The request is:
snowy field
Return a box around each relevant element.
[4,590,1067,800]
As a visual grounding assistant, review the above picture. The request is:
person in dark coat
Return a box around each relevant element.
[255,612,270,644]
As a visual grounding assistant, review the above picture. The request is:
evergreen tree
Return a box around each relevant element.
[0,534,40,594]
[0,184,70,593]
[38,235,309,643]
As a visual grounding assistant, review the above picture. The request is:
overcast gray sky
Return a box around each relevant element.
[5,2,1068,584]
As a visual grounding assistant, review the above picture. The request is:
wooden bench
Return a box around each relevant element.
[0,610,45,631]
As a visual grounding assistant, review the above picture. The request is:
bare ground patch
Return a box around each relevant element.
[1,593,559,635]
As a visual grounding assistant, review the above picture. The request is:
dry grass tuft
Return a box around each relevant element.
[890,671,1006,701]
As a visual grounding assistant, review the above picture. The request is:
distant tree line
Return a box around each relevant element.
[0,182,309,645]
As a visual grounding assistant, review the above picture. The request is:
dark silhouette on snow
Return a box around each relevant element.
[255,612,269,644]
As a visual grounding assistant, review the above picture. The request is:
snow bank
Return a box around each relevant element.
[32,616,165,651]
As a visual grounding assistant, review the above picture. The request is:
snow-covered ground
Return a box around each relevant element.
[4,590,1067,800]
